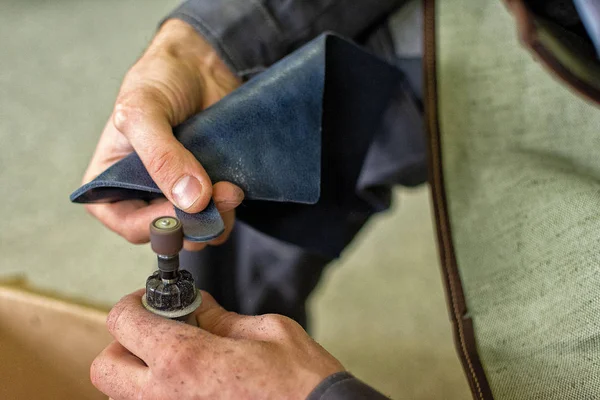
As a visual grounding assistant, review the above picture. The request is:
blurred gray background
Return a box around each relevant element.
[0,1,469,398]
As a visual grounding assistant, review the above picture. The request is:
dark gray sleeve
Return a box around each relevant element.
[307,372,390,400]
[164,0,401,77]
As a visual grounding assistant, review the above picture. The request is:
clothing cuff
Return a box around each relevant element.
[163,0,286,78]
[307,372,389,400]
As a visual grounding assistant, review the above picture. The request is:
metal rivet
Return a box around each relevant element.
[155,217,177,229]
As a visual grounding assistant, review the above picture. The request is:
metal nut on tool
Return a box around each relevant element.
[144,215,202,325]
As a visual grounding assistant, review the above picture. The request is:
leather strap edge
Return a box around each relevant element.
[424,1,494,399]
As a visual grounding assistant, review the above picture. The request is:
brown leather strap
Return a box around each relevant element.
[424,1,495,398]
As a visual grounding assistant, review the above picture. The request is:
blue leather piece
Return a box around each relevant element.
[71,34,407,255]
[175,201,224,242]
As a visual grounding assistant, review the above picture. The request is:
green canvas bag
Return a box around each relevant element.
[425,1,600,398]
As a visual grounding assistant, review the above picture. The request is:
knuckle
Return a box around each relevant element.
[184,241,207,251]
[113,85,169,137]
[198,290,216,305]
[119,229,136,244]
[261,314,298,335]
[209,214,235,246]
[106,299,128,335]
[208,311,238,335]
[153,355,173,375]
[130,236,148,245]
[155,346,191,375]
[121,228,146,245]
[121,213,151,245]
[84,204,95,217]
[208,232,229,246]
[89,356,105,388]
[112,101,145,137]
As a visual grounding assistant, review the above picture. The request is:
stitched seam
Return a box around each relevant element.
[425,0,484,398]
[428,37,484,400]
[447,254,483,399]
[429,42,484,400]
[431,85,484,400]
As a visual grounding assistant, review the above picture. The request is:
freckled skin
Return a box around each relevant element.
[91,289,344,400]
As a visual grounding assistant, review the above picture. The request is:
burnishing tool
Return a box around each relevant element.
[142,216,202,325]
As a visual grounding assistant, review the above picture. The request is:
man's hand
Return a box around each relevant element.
[91,290,345,400]
[83,19,243,250]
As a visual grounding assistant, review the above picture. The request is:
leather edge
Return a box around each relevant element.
[503,0,600,106]
[423,1,494,399]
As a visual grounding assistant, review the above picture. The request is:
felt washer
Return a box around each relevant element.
[142,290,202,324]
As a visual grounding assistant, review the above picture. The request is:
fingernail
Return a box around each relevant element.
[233,185,245,201]
[172,175,203,210]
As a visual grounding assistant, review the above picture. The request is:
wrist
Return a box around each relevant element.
[148,19,240,94]
[154,18,238,76]
[149,19,217,65]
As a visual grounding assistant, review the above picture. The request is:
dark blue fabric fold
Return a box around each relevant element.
[71,34,418,257]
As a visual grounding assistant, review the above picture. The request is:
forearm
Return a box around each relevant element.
[164,0,402,77]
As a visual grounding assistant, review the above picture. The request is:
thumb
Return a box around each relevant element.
[194,291,240,335]
[195,291,258,339]
[113,90,212,213]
